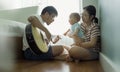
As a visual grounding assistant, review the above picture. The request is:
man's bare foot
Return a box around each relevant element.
[65,54,73,62]
[63,45,70,51]
[54,54,68,61]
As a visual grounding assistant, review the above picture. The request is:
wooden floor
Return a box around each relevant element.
[1,60,104,72]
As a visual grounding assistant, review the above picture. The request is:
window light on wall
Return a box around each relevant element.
[22,0,82,35]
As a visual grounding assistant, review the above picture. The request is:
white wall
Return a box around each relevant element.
[0,0,22,10]
[0,6,39,23]
[99,0,120,72]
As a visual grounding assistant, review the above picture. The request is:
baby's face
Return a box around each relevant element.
[69,16,78,25]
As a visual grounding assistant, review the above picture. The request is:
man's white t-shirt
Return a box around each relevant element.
[22,15,46,51]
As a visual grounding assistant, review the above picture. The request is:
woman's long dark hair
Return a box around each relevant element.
[83,5,98,24]
[83,5,101,50]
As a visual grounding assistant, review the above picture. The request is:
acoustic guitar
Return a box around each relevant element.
[25,24,48,55]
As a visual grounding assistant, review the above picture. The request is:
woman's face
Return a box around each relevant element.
[82,9,92,23]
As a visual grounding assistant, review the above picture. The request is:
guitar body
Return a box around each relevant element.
[25,24,48,55]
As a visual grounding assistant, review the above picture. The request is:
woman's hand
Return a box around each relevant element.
[75,42,82,46]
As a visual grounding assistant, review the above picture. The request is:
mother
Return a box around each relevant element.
[68,5,101,60]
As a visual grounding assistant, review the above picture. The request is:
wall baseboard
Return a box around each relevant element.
[100,53,118,72]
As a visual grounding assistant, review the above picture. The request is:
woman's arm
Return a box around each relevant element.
[77,36,97,48]
[28,16,51,42]
[73,35,84,43]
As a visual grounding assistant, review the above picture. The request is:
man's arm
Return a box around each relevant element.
[28,16,51,42]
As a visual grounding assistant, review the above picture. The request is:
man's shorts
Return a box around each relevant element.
[23,46,54,60]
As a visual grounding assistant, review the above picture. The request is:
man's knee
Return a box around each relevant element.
[52,45,64,56]
[56,45,64,54]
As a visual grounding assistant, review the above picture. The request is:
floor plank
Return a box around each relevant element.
[0,60,104,72]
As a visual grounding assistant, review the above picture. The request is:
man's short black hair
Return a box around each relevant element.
[41,6,58,16]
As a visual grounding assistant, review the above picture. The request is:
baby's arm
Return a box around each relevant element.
[64,29,70,36]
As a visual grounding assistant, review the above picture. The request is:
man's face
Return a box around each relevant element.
[45,12,56,25]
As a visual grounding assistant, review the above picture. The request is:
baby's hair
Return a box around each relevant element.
[70,13,80,22]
